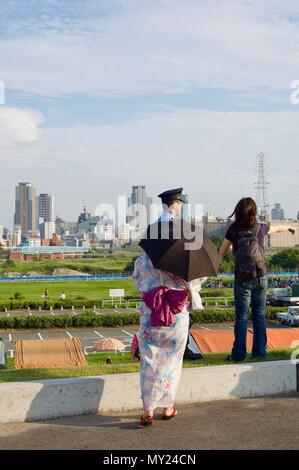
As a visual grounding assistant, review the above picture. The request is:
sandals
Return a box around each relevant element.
[140,407,178,425]
[140,414,154,426]
[162,407,178,420]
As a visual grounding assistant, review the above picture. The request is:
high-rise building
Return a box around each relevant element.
[38,193,55,240]
[96,219,115,241]
[7,226,21,247]
[181,193,189,220]
[129,185,148,207]
[55,217,67,236]
[38,193,55,224]
[40,221,56,240]
[78,205,91,224]
[147,196,153,224]
[297,211,299,221]
[14,182,37,235]
[127,185,152,230]
[271,203,285,221]
[66,222,78,234]
[23,234,41,247]
[118,223,131,242]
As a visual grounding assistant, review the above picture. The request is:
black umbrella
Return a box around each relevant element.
[139,220,220,281]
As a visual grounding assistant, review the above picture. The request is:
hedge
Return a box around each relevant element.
[192,306,288,323]
[0,299,143,311]
[200,290,231,298]
[0,293,232,311]
[0,299,103,311]
[0,307,287,329]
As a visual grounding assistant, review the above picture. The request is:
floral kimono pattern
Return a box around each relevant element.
[132,253,204,411]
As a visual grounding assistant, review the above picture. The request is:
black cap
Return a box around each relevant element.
[158,187,184,204]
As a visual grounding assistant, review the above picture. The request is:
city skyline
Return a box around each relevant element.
[1,179,299,249]
[2,177,298,230]
[2,180,298,232]
[0,1,299,226]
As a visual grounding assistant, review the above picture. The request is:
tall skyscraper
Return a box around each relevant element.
[38,193,55,224]
[181,193,189,220]
[14,182,37,235]
[127,185,152,227]
[271,203,285,221]
[129,185,148,207]
[38,193,55,240]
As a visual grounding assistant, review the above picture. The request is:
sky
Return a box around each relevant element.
[0,0,299,227]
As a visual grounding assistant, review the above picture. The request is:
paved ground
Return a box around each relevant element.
[0,395,298,450]
[0,319,289,357]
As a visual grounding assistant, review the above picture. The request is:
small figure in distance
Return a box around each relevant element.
[59,292,66,301]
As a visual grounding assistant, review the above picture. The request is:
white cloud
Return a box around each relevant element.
[0,106,43,146]
[1,108,298,225]
[1,1,299,226]
[1,0,299,97]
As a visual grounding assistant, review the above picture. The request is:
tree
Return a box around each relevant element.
[269,248,299,269]
[211,234,234,273]
[124,256,138,272]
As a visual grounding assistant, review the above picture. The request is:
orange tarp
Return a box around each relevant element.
[14,337,87,369]
[190,329,252,354]
[252,328,299,350]
[191,328,299,354]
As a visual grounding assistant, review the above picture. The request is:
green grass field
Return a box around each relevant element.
[0,349,292,383]
[0,279,234,303]
[0,279,140,301]
[0,249,142,275]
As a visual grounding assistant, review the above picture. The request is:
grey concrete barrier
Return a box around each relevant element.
[0,360,296,424]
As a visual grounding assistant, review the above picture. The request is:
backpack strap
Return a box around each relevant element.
[250,223,261,237]
[239,223,260,238]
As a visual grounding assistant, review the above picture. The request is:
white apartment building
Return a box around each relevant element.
[40,221,56,240]
[7,226,22,247]
[117,223,131,242]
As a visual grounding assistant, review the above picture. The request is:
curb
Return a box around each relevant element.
[0,360,296,423]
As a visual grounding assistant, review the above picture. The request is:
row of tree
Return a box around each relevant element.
[211,235,299,272]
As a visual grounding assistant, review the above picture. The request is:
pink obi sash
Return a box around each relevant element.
[142,287,189,327]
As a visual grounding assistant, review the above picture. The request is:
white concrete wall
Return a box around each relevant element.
[0,360,296,424]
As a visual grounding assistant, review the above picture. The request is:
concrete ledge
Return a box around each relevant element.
[0,360,297,423]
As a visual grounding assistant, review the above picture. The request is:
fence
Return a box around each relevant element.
[101,297,234,308]
[202,296,235,307]
[101,299,141,309]
[0,273,132,282]
[1,271,299,283]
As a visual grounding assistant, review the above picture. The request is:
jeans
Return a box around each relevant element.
[231,277,268,361]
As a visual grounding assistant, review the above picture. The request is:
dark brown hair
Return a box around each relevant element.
[228,197,258,232]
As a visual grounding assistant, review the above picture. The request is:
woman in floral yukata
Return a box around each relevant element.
[132,187,204,426]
